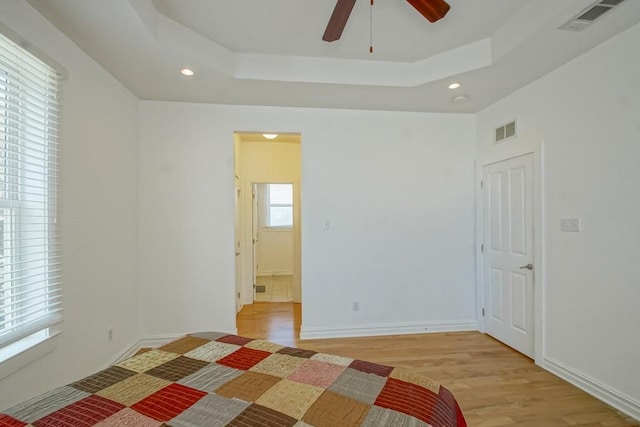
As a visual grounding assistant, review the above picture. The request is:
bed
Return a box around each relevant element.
[0,332,467,426]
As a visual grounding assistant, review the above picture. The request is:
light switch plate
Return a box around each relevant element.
[560,217,580,232]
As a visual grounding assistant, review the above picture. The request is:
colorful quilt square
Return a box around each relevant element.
[0,414,27,426]
[429,384,458,427]
[94,408,162,427]
[4,386,90,424]
[190,331,228,341]
[244,339,285,353]
[277,347,317,359]
[302,390,371,427]
[33,395,124,427]
[287,360,346,388]
[130,383,206,422]
[328,367,387,404]
[310,352,354,366]
[214,371,281,402]
[71,366,137,394]
[117,350,180,373]
[145,356,210,382]
[349,359,394,377]
[255,379,323,420]
[362,406,430,427]
[374,377,438,425]
[158,336,211,355]
[96,374,171,406]
[184,341,240,363]
[250,353,306,378]
[216,334,253,346]
[228,404,297,427]
[178,363,243,393]
[166,393,249,427]
[216,347,271,370]
[389,367,440,394]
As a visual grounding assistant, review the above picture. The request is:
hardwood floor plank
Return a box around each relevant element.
[237,302,638,426]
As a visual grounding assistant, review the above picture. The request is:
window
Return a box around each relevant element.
[0,32,61,352]
[266,184,293,228]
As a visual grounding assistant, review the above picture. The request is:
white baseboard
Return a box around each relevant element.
[105,340,141,367]
[300,320,478,340]
[543,357,640,421]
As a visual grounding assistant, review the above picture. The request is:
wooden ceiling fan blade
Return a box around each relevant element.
[322,0,357,42]
[407,0,450,23]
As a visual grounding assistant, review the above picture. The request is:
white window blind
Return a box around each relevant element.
[267,184,293,227]
[0,32,61,349]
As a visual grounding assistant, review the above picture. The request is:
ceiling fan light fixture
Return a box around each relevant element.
[263,133,278,140]
[406,0,451,23]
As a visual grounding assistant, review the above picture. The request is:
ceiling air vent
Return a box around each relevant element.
[559,0,626,31]
[495,120,516,144]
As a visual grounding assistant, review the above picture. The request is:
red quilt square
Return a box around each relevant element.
[131,383,206,422]
[33,395,124,427]
[0,414,28,426]
[349,360,394,377]
[217,347,271,370]
[216,335,254,346]
[374,377,438,424]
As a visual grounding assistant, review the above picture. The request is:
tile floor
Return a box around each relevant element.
[255,275,293,302]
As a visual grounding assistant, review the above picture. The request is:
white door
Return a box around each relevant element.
[252,184,259,302]
[482,154,535,358]
[234,179,242,312]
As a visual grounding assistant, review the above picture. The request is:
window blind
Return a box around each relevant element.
[268,184,293,227]
[0,32,61,348]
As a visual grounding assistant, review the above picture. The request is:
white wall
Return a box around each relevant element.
[138,103,477,339]
[0,2,139,410]
[477,22,640,414]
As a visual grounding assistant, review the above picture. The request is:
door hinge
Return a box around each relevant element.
[480,180,484,189]
[481,244,484,253]
[482,308,485,317]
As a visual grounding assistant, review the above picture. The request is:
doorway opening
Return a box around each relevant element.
[252,182,295,302]
[233,132,302,338]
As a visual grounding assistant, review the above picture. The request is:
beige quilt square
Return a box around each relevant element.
[117,350,180,373]
[96,374,171,406]
[244,340,285,353]
[184,341,240,362]
[310,353,354,367]
[250,353,307,378]
[255,379,324,420]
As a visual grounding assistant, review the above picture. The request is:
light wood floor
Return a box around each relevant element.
[237,302,638,427]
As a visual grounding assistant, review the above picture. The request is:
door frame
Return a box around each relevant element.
[476,144,546,364]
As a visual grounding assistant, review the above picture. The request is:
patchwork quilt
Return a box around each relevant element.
[0,332,467,426]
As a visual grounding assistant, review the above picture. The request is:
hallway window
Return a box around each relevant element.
[267,184,293,227]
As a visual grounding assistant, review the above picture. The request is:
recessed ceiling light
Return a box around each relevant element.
[180,68,194,76]
[262,133,278,139]
[452,95,468,103]
[448,82,461,89]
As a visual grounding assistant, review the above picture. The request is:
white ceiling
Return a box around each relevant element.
[26,0,640,113]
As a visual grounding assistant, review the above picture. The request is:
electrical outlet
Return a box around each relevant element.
[352,301,360,312]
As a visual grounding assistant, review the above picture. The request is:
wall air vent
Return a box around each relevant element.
[559,0,626,31]
[495,120,516,144]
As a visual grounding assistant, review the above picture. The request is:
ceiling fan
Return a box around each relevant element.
[322,0,451,42]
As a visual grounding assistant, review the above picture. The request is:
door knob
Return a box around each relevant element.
[519,263,534,270]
